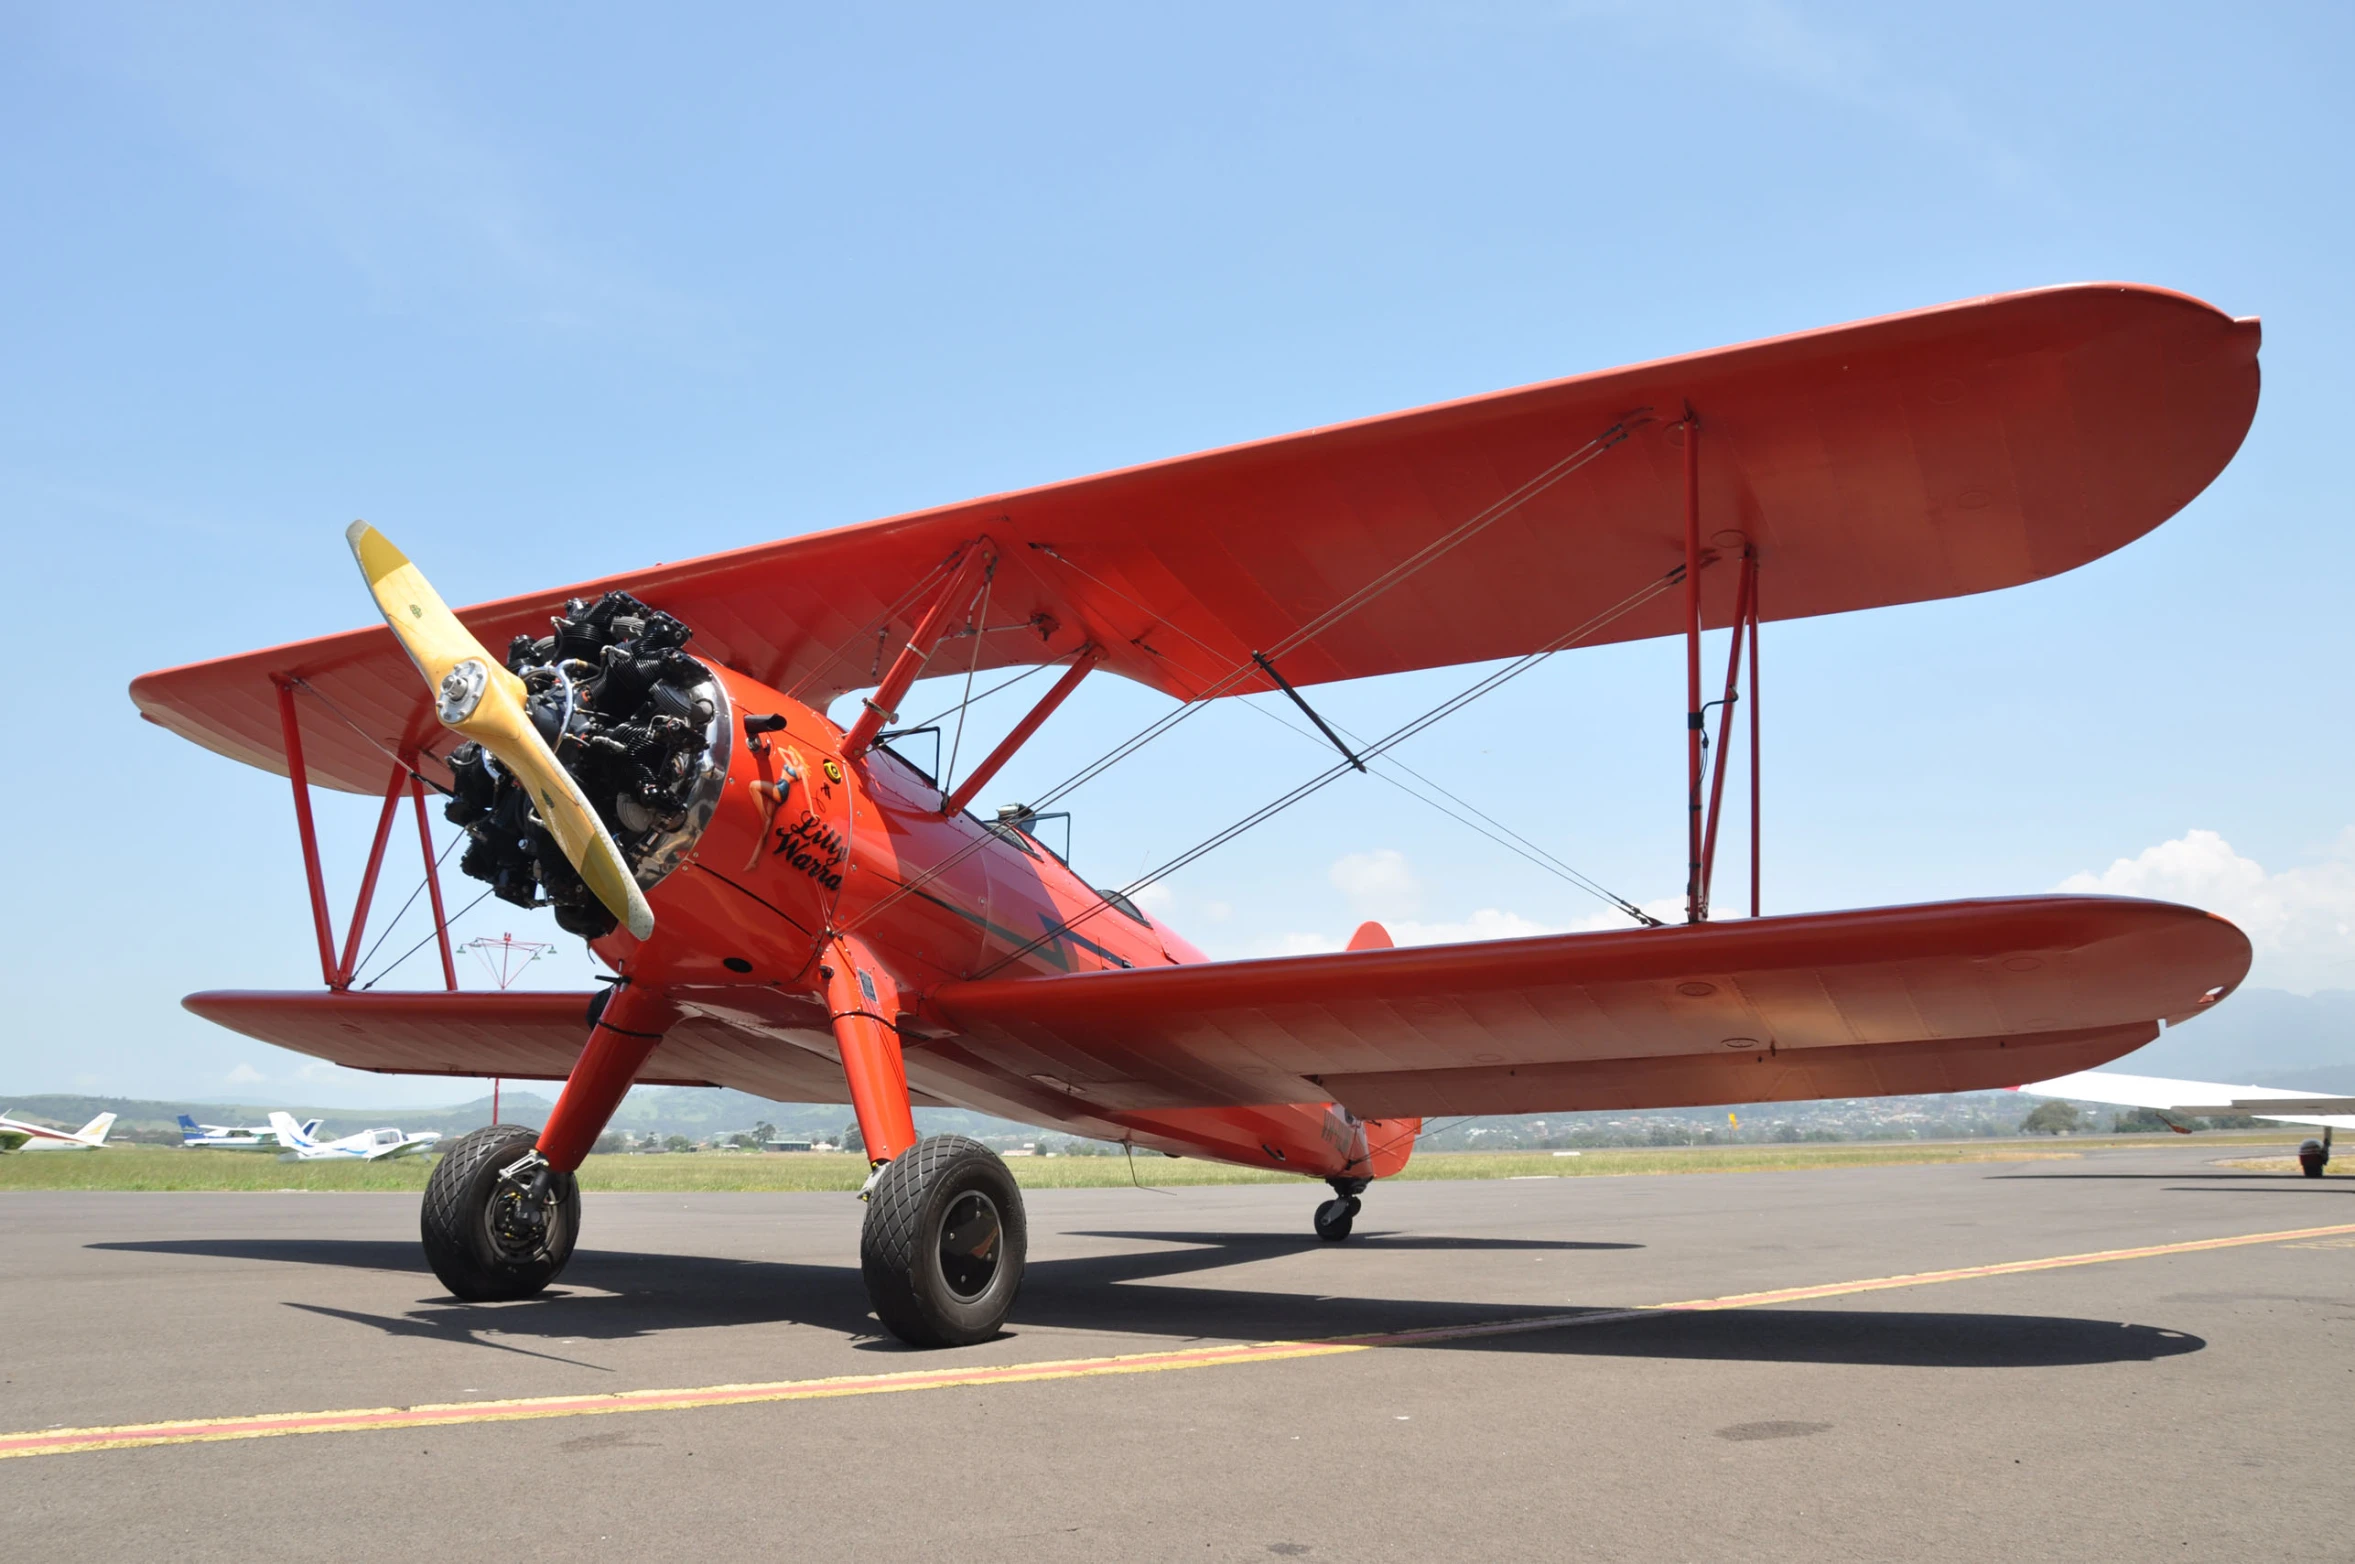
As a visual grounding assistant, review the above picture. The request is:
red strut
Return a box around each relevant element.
[843,545,996,760]
[1682,413,1703,925]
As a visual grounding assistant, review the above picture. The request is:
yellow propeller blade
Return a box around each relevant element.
[346,521,656,941]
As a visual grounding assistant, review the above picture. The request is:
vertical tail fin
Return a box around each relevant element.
[76,1113,117,1145]
[178,1114,203,1141]
[300,1119,323,1140]
[267,1111,312,1149]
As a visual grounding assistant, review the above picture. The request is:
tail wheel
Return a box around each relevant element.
[421,1124,580,1301]
[1314,1196,1361,1242]
[860,1135,1027,1348]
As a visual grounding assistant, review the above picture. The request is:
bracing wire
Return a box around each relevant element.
[1233,695,1656,927]
[900,658,1058,736]
[939,561,995,799]
[965,565,1683,979]
[780,548,967,705]
[358,887,494,990]
[844,414,1647,935]
[346,828,464,980]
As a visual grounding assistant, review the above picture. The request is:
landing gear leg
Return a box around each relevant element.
[422,981,674,1301]
[1315,1176,1368,1242]
[827,938,1027,1347]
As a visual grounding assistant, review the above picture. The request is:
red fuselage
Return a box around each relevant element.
[584,659,1418,1178]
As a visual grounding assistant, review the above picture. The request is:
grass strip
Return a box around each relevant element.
[0,1134,2298,1194]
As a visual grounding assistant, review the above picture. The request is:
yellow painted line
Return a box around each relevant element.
[7,1218,2349,1461]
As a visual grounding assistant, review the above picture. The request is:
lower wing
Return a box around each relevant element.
[184,897,2246,1125]
[923,896,2248,1118]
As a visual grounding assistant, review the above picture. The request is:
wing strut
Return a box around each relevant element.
[843,543,997,760]
[273,678,460,992]
[1250,651,1365,772]
[1699,547,1758,918]
[276,678,439,991]
[1683,409,1704,924]
[1678,410,1765,923]
[940,645,1103,817]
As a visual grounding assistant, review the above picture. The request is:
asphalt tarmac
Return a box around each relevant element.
[4,1140,2350,1561]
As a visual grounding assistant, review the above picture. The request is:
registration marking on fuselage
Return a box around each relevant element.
[8,1218,2350,1461]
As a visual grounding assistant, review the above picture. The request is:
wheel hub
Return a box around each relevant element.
[486,1184,555,1262]
[938,1190,1003,1300]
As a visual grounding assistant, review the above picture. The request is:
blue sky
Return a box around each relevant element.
[4,2,2349,1105]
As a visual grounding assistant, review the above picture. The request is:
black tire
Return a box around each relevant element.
[2301,1155,2327,1179]
[860,1135,1026,1348]
[421,1124,580,1301]
[1314,1195,1359,1242]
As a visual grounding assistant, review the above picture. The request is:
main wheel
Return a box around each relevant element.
[421,1124,580,1301]
[2301,1153,2328,1178]
[1313,1195,1360,1242]
[860,1135,1026,1348]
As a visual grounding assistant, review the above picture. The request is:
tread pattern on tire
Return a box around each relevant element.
[420,1125,532,1245]
[860,1134,1026,1348]
[860,1134,978,1278]
[421,1124,577,1301]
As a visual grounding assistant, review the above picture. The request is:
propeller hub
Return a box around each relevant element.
[437,659,490,725]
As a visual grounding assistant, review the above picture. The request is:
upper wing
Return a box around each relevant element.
[2020,1070,2355,1131]
[132,284,2258,794]
[922,896,2250,1119]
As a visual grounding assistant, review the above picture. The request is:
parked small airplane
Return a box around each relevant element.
[140,283,2263,1346]
[177,1113,323,1151]
[267,1112,441,1162]
[2019,1070,2352,1177]
[0,1111,118,1152]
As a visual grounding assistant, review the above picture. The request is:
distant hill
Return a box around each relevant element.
[0,1087,1038,1146]
[2104,986,2355,1091]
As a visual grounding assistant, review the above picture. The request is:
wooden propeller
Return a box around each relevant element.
[346,521,655,940]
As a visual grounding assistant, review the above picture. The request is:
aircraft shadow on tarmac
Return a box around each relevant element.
[88,1231,2203,1370]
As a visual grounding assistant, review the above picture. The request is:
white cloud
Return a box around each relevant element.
[1329,849,1421,919]
[2057,828,2355,994]
[226,1062,265,1084]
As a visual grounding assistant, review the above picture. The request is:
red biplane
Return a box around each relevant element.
[132,283,2258,1347]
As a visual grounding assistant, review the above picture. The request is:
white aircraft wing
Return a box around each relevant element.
[2020,1070,2355,1131]
[358,1131,441,1160]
